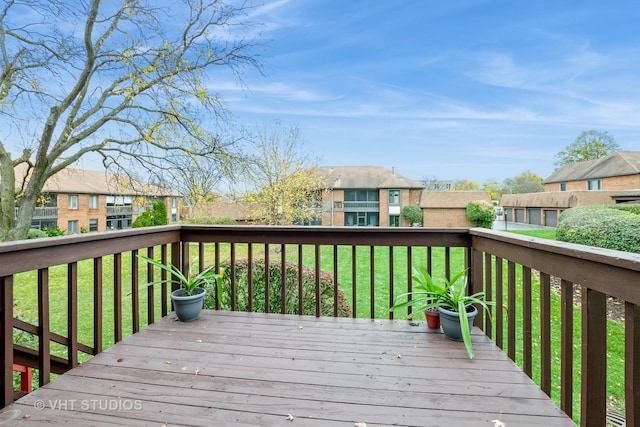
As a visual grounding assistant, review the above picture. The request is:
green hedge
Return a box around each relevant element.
[556,205,640,253]
[187,216,237,225]
[205,258,352,317]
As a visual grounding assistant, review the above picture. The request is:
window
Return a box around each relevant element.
[68,195,79,209]
[344,212,378,227]
[89,218,98,232]
[89,195,98,209]
[559,182,567,191]
[388,190,400,204]
[67,220,79,234]
[344,190,379,202]
[587,179,602,190]
[333,201,342,209]
[171,197,177,208]
[389,215,400,227]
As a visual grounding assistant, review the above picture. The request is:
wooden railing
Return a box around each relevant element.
[0,225,638,426]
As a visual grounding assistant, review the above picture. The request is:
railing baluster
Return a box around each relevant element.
[93,258,103,354]
[522,266,532,377]
[67,262,78,369]
[351,245,357,318]
[1,275,14,407]
[540,272,551,396]
[131,250,139,334]
[315,245,321,317]
[299,244,304,315]
[581,287,607,426]
[232,243,238,311]
[407,246,413,318]
[370,246,375,319]
[471,248,483,328]
[560,279,574,418]
[146,247,155,325]
[113,254,122,343]
[507,261,516,361]
[161,245,169,316]
[263,244,269,313]
[38,268,51,386]
[484,253,492,337]
[281,244,286,315]
[388,246,394,320]
[247,243,253,312]
[444,247,451,279]
[332,245,338,317]
[626,302,640,427]
[495,257,503,350]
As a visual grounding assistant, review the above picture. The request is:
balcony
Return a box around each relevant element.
[14,207,58,220]
[0,225,638,426]
[106,205,134,216]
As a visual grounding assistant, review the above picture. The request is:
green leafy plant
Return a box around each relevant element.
[137,254,222,301]
[437,273,494,359]
[391,268,493,359]
[390,265,453,314]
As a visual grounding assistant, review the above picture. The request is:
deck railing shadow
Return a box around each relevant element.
[0,225,638,426]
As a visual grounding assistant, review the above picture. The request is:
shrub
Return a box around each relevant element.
[188,216,236,225]
[401,205,423,226]
[556,205,640,253]
[132,201,168,228]
[466,200,495,228]
[204,258,352,317]
[27,229,47,239]
[43,226,65,237]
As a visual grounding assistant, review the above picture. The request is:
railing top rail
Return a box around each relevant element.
[470,228,640,305]
[179,225,472,247]
[0,226,182,277]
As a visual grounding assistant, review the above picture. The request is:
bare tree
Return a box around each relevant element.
[0,0,261,240]
[240,120,327,225]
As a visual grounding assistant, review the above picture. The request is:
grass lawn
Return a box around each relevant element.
[12,233,625,423]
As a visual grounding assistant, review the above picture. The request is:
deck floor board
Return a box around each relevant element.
[0,310,576,426]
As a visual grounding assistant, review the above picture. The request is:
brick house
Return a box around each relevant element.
[501,152,640,226]
[14,167,181,233]
[317,166,424,227]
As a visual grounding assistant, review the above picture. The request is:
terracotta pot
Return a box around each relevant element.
[424,309,441,329]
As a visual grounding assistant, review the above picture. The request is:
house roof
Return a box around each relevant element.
[11,165,178,197]
[545,152,640,183]
[419,191,491,208]
[316,166,422,189]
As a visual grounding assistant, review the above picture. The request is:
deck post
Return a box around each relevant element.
[0,276,13,407]
[626,302,640,427]
[581,287,607,426]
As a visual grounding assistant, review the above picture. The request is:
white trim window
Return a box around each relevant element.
[68,195,79,209]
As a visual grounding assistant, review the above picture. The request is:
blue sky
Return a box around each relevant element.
[214,0,640,184]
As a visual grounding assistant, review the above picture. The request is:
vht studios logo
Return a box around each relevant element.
[34,399,143,411]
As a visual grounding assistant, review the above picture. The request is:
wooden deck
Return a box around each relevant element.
[0,311,576,426]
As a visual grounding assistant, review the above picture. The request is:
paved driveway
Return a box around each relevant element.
[492,219,550,231]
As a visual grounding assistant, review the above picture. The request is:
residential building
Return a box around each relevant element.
[544,151,640,192]
[12,166,181,233]
[317,166,424,227]
[501,151,640,226]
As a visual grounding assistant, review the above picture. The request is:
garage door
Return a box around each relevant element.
[515,209,525,223]
[527,208,541,225]
[544,210,558,227]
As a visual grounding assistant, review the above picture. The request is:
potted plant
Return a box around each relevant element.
[436,272,494,359]
[389,265,455,329]
[137,255,223,322]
